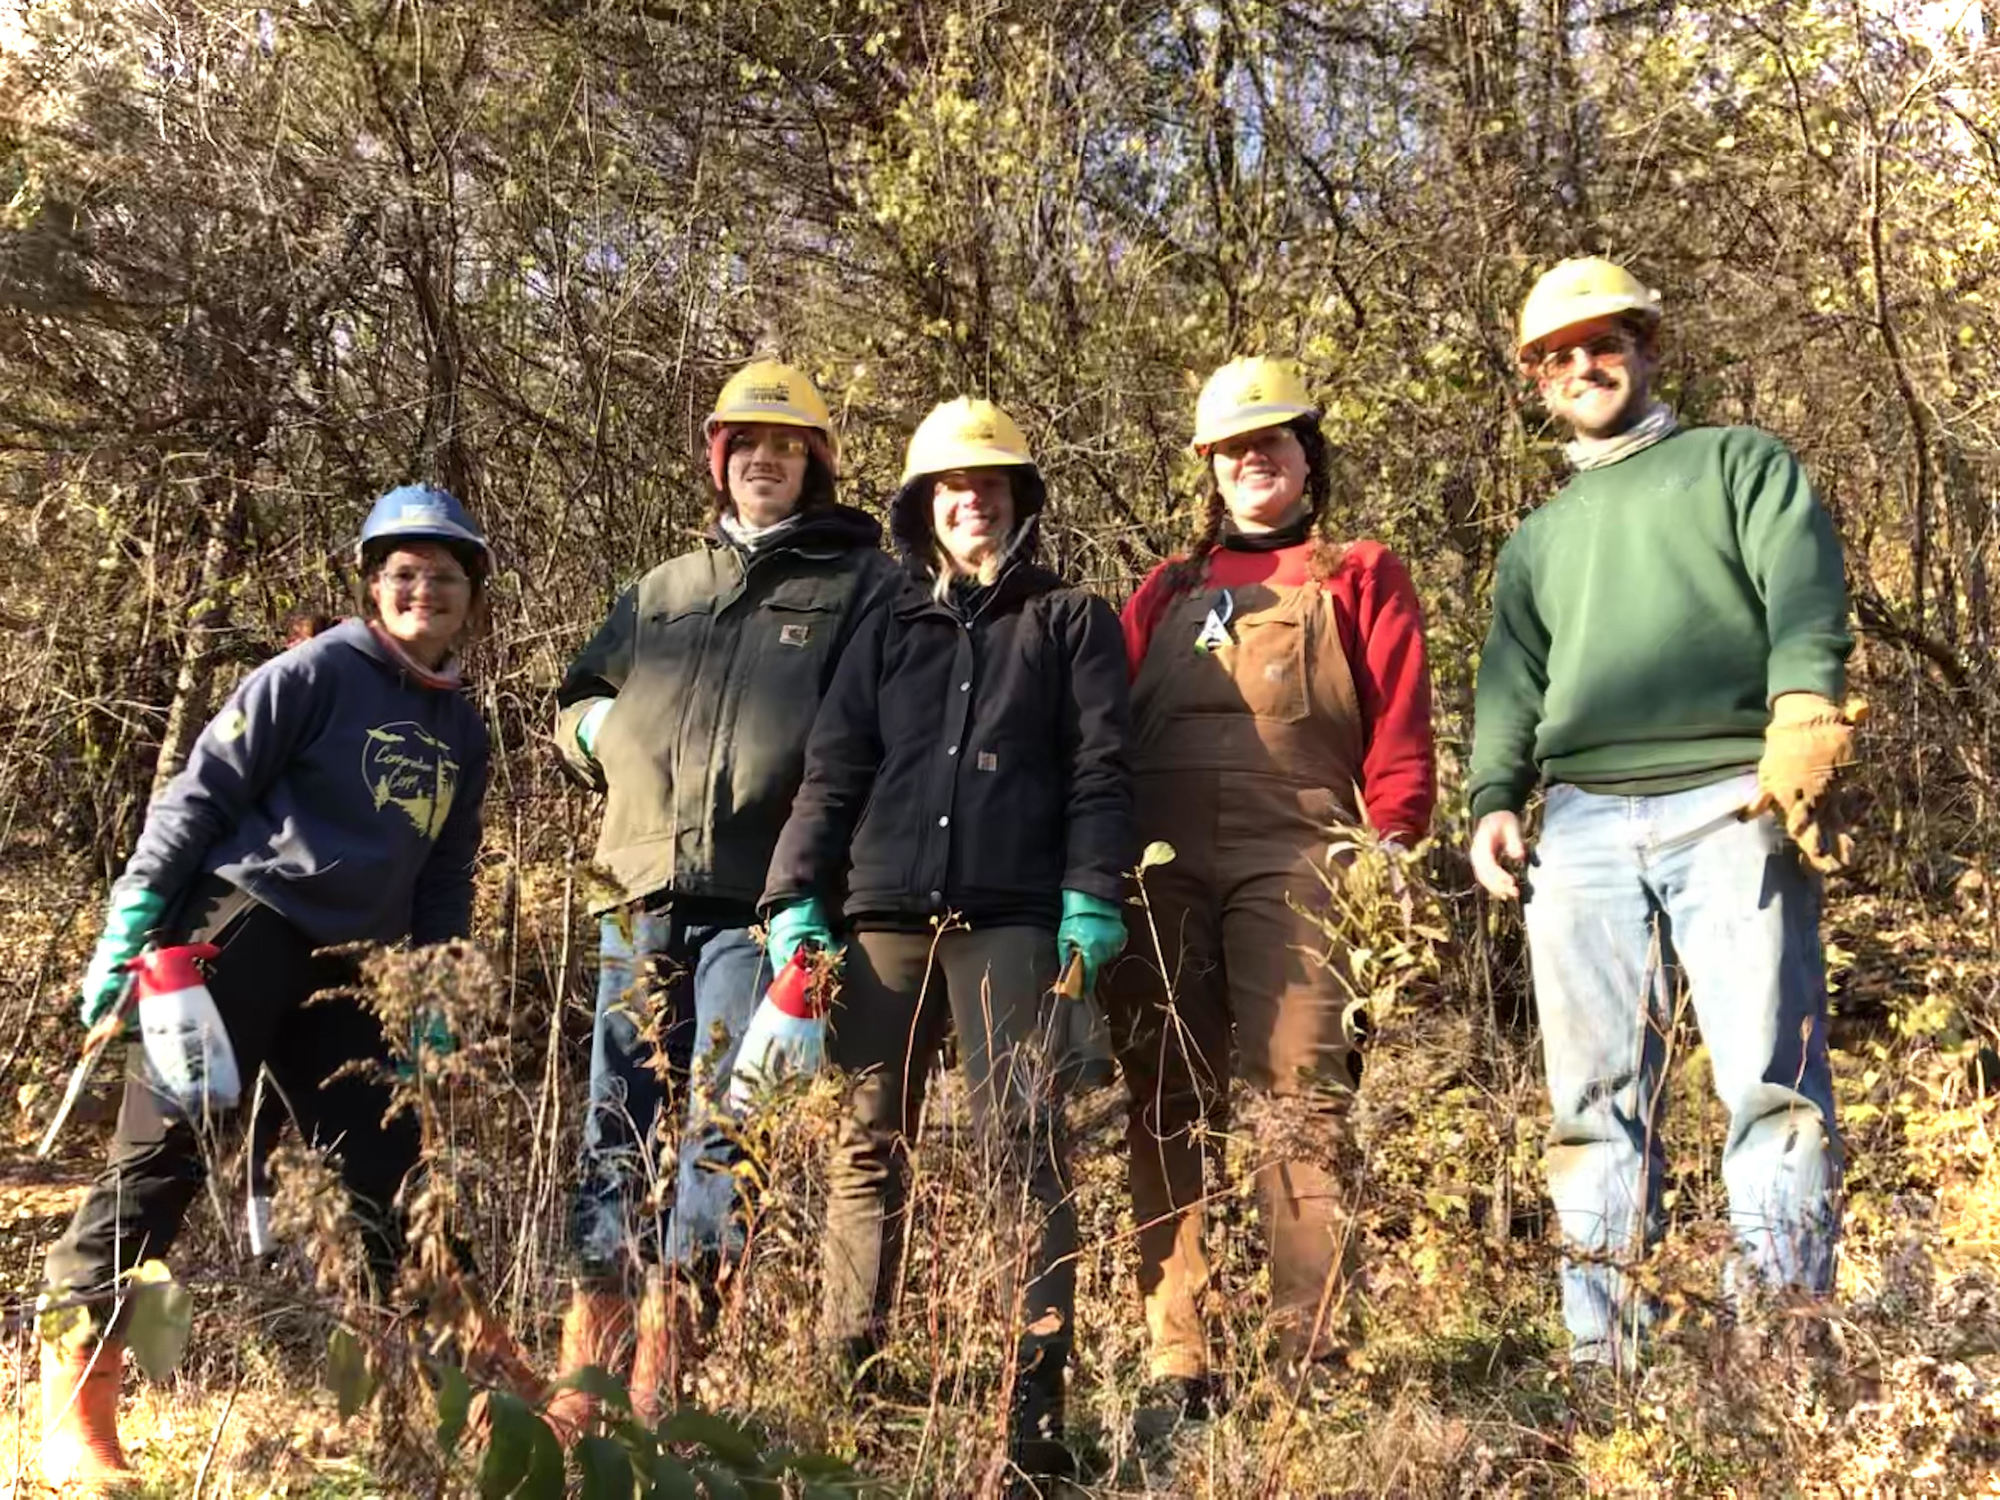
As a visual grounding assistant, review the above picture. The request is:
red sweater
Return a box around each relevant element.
[1121,538,1436,841]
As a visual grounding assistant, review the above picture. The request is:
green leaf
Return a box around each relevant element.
[765,1450,860,1482]
[644,1452,701,1500]
[326,1326,374,1418]
[436,1363,473,1453]
[1139,839,1177,870]
[691,1466,751,1500]
[517,1412,564,1500]
[123,1262,193,1380]
[578,1435,636,1500]
[656,1409,762,1469]
[478,1389,535,1499]
[554,1362,633,1413]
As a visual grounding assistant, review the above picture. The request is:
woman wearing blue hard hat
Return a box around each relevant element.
[33,484,524,1489]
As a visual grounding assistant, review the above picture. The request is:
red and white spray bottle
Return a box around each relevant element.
[131,943,241,1119]
[37,942,241,1158]
[728,949,830,1109]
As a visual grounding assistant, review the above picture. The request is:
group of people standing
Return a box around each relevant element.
[36,256,1857,1496]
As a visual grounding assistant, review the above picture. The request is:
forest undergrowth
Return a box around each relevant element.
[3,813,1998,1497]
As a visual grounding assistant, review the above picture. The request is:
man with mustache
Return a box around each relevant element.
[1467,258,1858,1374]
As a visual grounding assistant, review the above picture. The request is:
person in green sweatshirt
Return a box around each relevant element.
[1467,258,1859,1372]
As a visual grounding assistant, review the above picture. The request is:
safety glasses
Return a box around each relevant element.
[1533,329,1636,381]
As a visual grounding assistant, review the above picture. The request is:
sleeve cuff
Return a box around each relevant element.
[1469,785,1528,822]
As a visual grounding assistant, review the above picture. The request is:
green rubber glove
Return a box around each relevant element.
[79,884,166,1028]
[1056,888,1126,993]
[576,699,614,761]
[766,897,836,971]
[397,1006,458,1080]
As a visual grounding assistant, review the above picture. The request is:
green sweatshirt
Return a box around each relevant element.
[1468,425,1850,821]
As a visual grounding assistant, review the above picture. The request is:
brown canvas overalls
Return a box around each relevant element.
[1105,573,1368,1380]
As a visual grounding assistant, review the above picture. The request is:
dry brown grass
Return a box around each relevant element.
[3,839,1999,1497]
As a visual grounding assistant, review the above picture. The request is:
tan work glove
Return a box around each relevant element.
[1749,692,1866,874]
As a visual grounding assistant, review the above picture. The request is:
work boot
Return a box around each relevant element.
[38,1336,134,1489]
[1006,1349,1075,1497]
[463,1305,548,1406]
[540,1286,634,1441]
[628,1268,697,1427]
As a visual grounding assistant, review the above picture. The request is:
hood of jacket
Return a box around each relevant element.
[888,464,1049,571]
[329,616,469,692]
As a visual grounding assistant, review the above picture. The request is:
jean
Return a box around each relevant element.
[1523,771,1842,1367]
[572,905,770,1282]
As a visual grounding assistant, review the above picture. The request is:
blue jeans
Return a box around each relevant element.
[1523,771,1842,1367]
[572,906,771,1282]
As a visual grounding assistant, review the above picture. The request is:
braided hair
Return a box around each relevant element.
[1160,416,1333,595]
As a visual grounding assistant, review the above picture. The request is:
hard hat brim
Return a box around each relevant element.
[1517,295,1662,360]
[1191,402,1319,453]
[702,407,832,437]
[898,448,1036,486]
[354,521,492,572]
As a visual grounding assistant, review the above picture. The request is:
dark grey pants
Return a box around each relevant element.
[819,925,1077,1372]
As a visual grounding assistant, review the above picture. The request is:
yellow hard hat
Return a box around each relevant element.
[704,359,835,438]
[899,397,1034,485]
[1516,258,1662,370]
[1191,357,1319,452]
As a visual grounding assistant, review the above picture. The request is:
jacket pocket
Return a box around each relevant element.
[724,583,848,831]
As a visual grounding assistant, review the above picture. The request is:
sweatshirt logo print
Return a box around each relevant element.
[362,722,459,838]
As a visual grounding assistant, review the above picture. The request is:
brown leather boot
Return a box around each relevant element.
[627,1269,687,1426]
[462,1303,549,1407]
[540,1287,634,1441]
[38,1336,134,1488]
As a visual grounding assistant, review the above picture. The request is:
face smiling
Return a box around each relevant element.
[1211,423,1309,532]
[725,423,810,527]
[369,541,473,667]
[931,468,1016,575]
[1533,315,1657,440]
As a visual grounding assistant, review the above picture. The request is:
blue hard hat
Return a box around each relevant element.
[357,484,489,563]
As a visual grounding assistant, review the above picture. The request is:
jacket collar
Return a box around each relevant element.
[705,501,883,558]
[892,544,1059,622]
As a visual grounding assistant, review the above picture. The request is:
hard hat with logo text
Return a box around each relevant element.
[899,397,1035,484]
[357,484,489,568]
[704,359,835,438]
[1191,357,1319,453]
[1516,257,1662,371]
[704,359,839,488]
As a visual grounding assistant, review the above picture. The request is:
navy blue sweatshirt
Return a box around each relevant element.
[121,619,489,945]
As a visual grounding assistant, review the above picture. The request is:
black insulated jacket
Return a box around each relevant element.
[763,485,1134,930]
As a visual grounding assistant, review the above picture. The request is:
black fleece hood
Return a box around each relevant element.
[887,465,1049,566]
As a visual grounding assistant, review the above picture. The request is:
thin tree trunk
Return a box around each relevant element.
[149,479,248,802]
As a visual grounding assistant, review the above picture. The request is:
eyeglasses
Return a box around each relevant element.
[727,429,809,459]
[1534,330,1635,381]
[1210,428,1296,462]
[382,567,471,593]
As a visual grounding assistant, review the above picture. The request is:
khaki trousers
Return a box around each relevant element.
[818,926,1076,1369]
[1105,768,1365,1380]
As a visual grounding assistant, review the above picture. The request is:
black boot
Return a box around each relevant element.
[1007,1347,1075,1496]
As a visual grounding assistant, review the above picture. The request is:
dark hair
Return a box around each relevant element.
[1160,416,1332,594]
[711,452,836,518]
[280,610,336,648]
